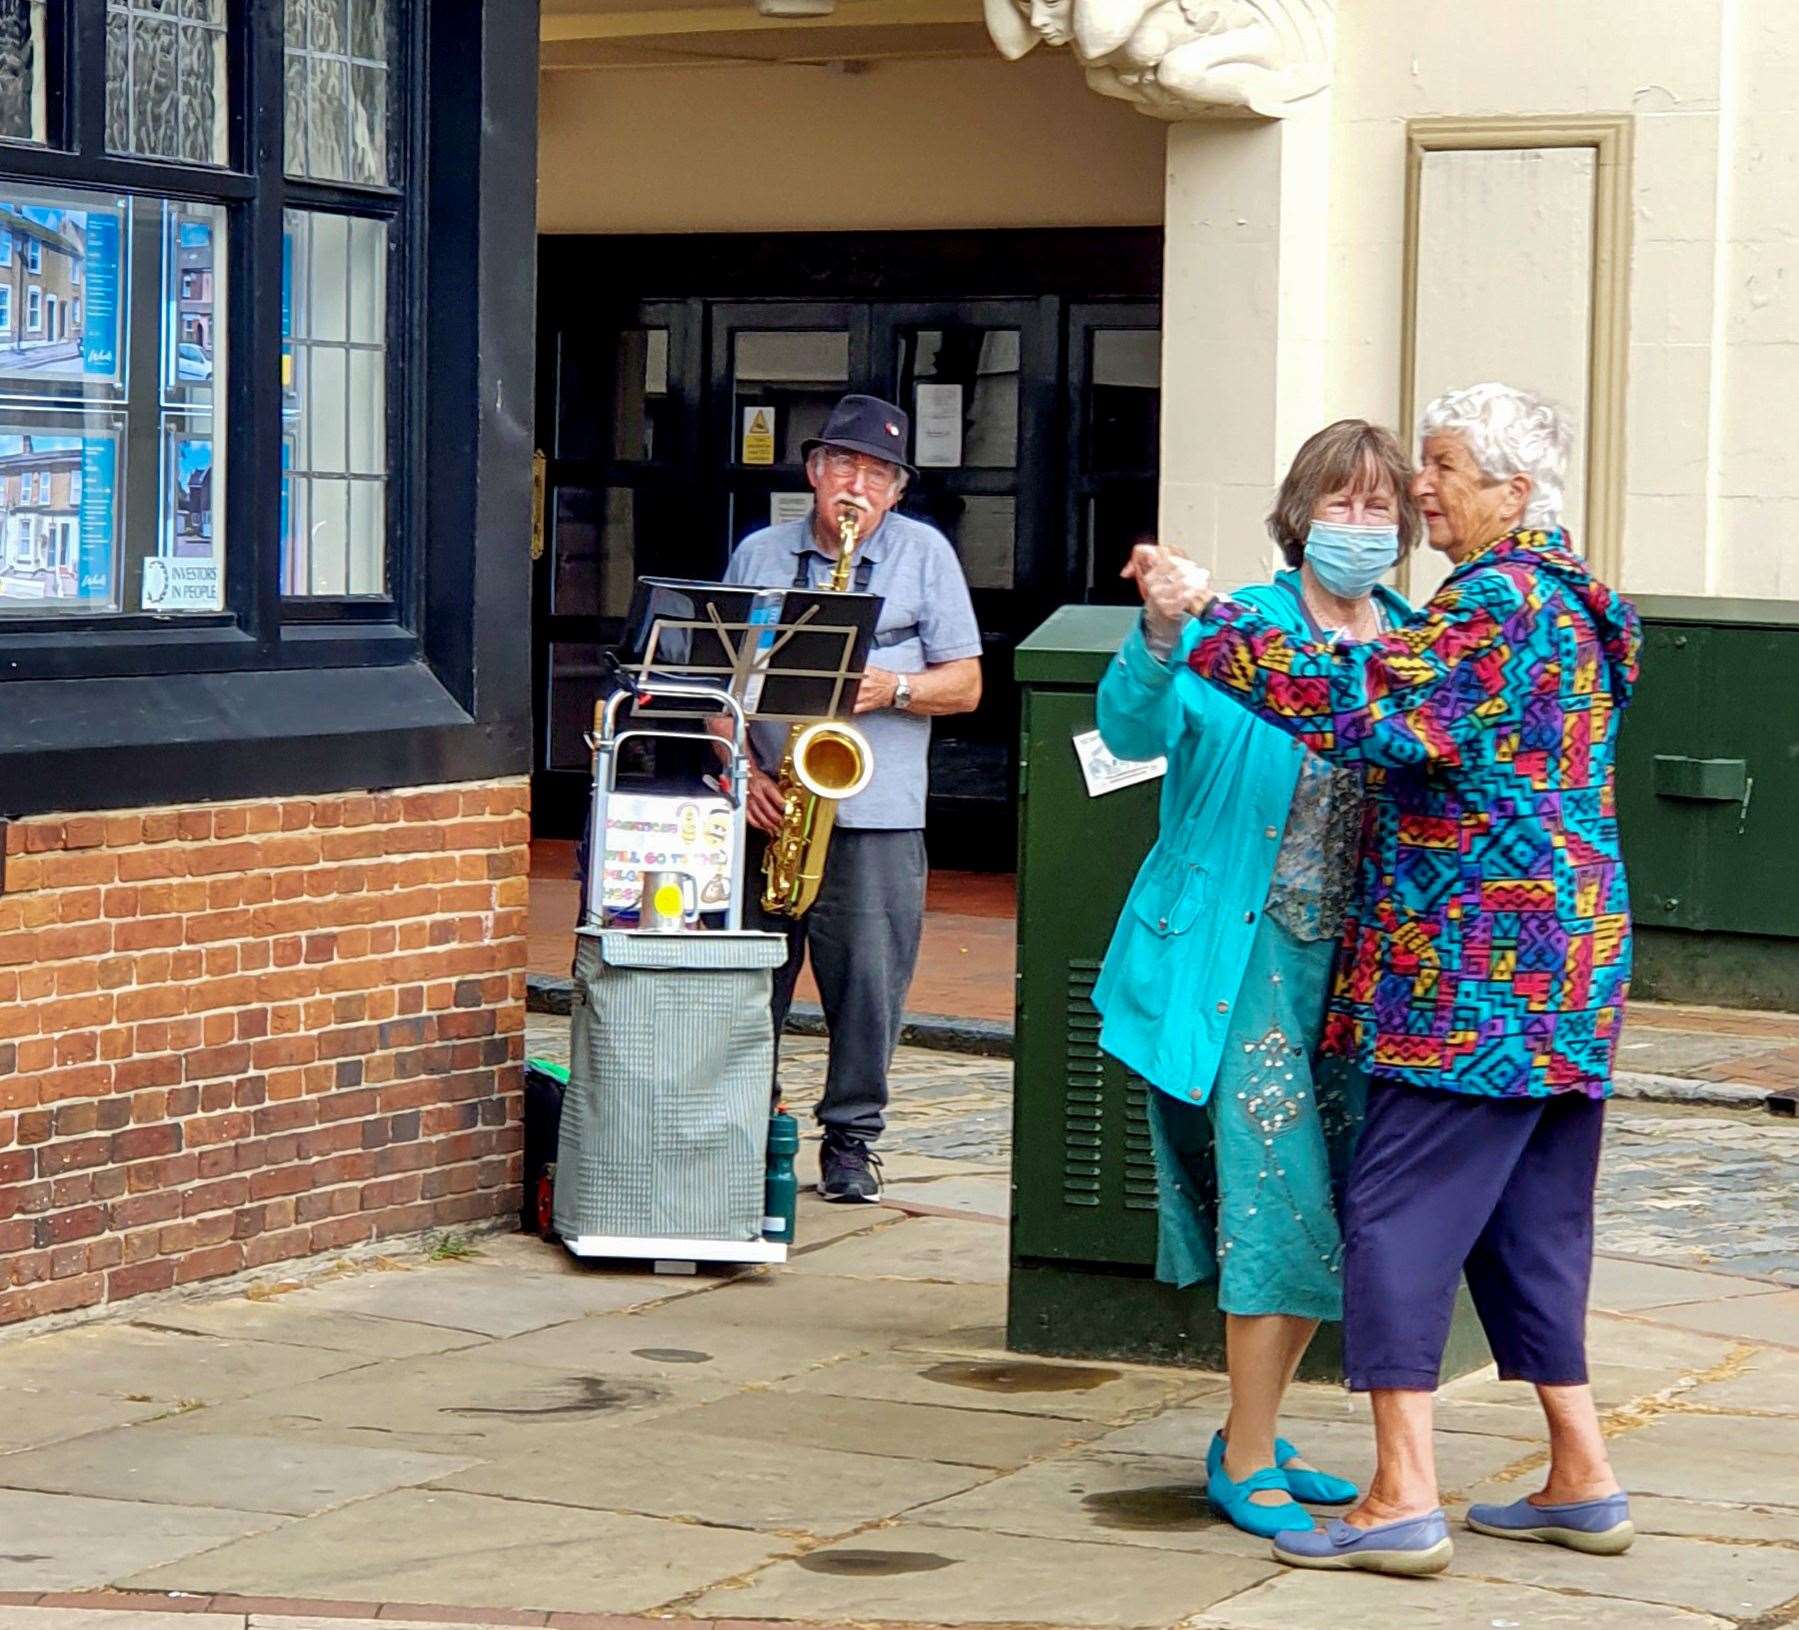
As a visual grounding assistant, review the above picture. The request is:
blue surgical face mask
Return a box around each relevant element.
[1304,520,1400,598]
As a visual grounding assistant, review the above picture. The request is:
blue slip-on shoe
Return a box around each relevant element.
[1207,1461,1316,1539]
[1272,1509,1454,1575]
[1275,1435,1359,1506]
[1206,1429,1227,1481]
[1466,1492,1634,1556]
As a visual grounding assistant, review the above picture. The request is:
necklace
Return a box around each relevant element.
[1302,581,1381,643]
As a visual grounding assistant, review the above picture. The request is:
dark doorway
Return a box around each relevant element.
[533,229,1162,869]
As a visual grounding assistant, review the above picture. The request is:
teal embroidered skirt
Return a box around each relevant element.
[1146,912,1366,1322]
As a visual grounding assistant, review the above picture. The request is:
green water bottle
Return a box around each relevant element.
[764,1110,799,1248]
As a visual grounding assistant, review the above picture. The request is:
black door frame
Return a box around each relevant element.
[532,229,1164,860]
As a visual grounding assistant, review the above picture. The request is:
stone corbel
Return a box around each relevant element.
[983,0,1335,120]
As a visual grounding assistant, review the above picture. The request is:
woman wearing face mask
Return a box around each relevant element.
[1091,420,1418,1541]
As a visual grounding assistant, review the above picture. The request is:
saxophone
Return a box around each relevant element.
[759,505,876,917]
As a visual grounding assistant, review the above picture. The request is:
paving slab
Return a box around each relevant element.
[473,1306,851,1387]
[1199,1376,1552,1445]
[0,1385,166,1453]
[905,1451,1272,1561]
[0,1326,367,1407]
[876,1152,1011,1184]
[273,1261,690,1339]
[1452,1526,1799,1618]
[1189,1568,1731,1629]
[1626,1491,1799,1543]
[688,1522,1277,1627]
[0,1429,472,1517]
[1601,1410,1799,1506]
[486,1271,1002,1383]
[784,1215,1008,1285]
[122,1488,785,1615]
[436,1417,988,1534]
[0,1487,279,1591]
[789,1191,902,1252]
[1634,1290,1799,1345]
[1679,1347,1799,1414]
[0,1615,249,1630]
[881,1174,1012,1219]
[135,1300,489,1360]
[767,1349,1195,1424]
[1094,1412,1531,1500]
[153,1346,736,1458]
[640,1387,1109,1470]
[1590,1257,1792,1313]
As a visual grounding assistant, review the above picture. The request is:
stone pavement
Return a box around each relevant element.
[0,1028,1794,1630]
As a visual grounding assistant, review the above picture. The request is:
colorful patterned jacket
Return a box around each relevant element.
[1188,528,1642,1099]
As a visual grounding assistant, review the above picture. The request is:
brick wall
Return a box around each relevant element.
[0,779,531,1327]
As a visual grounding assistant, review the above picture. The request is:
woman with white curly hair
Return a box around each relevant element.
[1158,382,1643,1577]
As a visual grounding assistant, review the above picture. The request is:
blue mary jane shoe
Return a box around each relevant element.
[1206,1460,1316,1539]
[1272,1509,1454,1575]
[1465,1492,1634,1556]
[1276,1435,1359,1505]
[1207,1430,1358,1507]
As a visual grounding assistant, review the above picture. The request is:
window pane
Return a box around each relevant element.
[1084,485,1159,605]
[548,642,607,770]
[550,484,653,618]
[0,2,47,146]
[282,209,388,597]
[732,330,846,465]
[285,0,395,186]
[914,493,1014,591]
[0,416,122,613]
[900,329,1018,469]
[1089,329,1161,474]
[149,200,227,613]
[106,0,228,167]
[0,190,228,620]
[611,328,668,462]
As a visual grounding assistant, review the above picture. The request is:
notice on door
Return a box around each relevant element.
[914,383,963,468]
[770,491,813,526]
[741,406,775,466]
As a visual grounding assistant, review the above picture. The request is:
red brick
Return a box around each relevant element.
[172,1242,245,1285]
[107,1259,178,1299]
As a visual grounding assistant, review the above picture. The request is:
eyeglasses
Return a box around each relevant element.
[820,449,901,492]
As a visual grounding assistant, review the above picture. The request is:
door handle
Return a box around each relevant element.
[1652,755,1748,802]
[530,450,547,563]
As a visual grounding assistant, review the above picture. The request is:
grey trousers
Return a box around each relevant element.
[745,827,927,1143]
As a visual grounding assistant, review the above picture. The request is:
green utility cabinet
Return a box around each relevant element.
[1617,598,1799,1011]
[1009,606,1488,1378]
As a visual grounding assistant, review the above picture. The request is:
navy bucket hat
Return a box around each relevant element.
[801,393,916,477]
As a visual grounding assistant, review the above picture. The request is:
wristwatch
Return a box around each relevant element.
[893,675,913,712]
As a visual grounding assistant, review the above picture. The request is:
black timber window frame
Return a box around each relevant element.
[0,1,538,817]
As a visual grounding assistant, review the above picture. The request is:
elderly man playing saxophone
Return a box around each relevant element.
[725,394,982,1205]
[1167,383,1642,1577]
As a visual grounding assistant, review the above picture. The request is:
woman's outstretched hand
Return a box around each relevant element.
[1123,542,1215,648]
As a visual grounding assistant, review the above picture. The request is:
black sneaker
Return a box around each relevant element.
[818,1134,883,1204]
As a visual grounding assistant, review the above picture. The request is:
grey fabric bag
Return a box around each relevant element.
[553,930,787,1243]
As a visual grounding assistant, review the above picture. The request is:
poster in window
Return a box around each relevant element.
[144,426,221,612]
[0,427,120,610]
[163,210,218,398]
[0,197,126,393]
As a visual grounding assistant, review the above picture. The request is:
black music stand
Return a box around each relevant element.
[617,576,880,723]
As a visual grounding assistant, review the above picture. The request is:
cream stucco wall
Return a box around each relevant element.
[1308,0,1794,599]
[538,53,1166,235]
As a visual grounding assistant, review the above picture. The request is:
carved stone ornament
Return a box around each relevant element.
[983,0,1335,120]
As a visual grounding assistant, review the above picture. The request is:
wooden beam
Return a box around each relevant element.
[542,0,983,44]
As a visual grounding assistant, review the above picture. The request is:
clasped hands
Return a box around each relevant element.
[1122,541,1216,647]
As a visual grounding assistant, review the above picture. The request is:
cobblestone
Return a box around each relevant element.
[526,1017,1799,1284]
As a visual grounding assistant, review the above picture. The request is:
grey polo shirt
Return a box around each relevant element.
[724,511,982,831]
